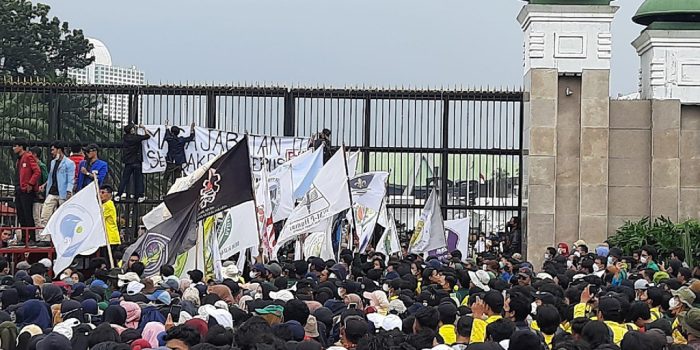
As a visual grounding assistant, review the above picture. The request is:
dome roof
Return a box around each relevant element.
[524,0,611,4]
[87,38,112,66]
[633,0,700,26]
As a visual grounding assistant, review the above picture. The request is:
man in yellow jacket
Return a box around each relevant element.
[470,290,504,343]
[100,184,121,248]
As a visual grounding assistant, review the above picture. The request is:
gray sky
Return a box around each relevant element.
[42,0,645,95]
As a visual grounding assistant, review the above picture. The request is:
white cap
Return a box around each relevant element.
[381,314,403,331]
[117,272,141,287]
[126,281,145,295]
[38,258,52,269]
[269,290,294,302]
[634,279,649,290]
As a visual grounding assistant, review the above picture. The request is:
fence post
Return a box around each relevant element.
[441,96,449,219]
[363,97,371,173]
[48,88,60,140]
[283,89,295,137]
[206,91,217,129]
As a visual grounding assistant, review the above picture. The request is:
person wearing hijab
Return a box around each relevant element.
[18,299,52,330]
[1,288,19,310]
[36,332,72,350]
[71,283,86,300]
[120,301,142,329]
[343,294,364,310]
[185,318,209,338]
[81,299,101,324]
[88,323,121,348]
[104,305,128,334]
[71,323,93,350]
[142,322,166,348]
[0,320,18,350]
[182,287,201,307]
[207,285,235,305]
[41,283,64,325]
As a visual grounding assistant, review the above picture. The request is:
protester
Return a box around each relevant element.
[100,184,121,262]
[115,124,153,203]
[76,144,108,191]
[37,141,75,246]
[29,146,49,241]
[162,120,196,195]
[13,138,41,244]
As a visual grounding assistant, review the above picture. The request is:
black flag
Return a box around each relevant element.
[164,135,255,221]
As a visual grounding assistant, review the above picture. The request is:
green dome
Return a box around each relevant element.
[633,0,700,27]
[524,0,611,4]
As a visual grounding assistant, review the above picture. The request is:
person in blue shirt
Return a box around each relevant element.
[77,143,108,191]
[162,120,195,195]
[37,141,75,246]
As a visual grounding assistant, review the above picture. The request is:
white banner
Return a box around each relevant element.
[350,172,389,253]
[217,201,259,260]
[408,188,446,254]
[141,126,309,175]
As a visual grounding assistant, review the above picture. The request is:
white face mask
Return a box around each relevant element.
[254,292,262,300]
[640,256,648,264]
[593,264,600,273]
[499,262,505,269]
[382,284,390,292]
[669,297,679,310]
[574,251,581,258]
[607,257,614,266]
[329,273,337,279]
[531,302,539,315]
[567,260,574,269]
[482,265,488,271]
[544,253,551,260]
[59,274,68,280]
[249,271,258,279]
[338,288,346,298]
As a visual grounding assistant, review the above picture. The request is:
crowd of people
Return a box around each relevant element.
[9,121,195,246]
[0,239,697,350]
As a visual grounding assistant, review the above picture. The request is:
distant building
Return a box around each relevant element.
[68,38,145,123]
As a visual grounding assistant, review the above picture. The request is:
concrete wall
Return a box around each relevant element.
[524,68,700,268]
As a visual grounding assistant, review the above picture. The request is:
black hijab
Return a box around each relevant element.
[1,289,19,309]
[103,305,127,326]
[41,284,64,305]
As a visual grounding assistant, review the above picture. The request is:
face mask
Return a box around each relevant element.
[59,274,68,280]
[669,297,679,310]
[249,271,258,279]
[338,288,346,297]
[531,302,538,315]
[593,264,600,273]
[382,284,390,292]
[640,256,648,264]
[483,265,488,271]
[607,257,614,266]
[574,251,581,258]
[544,253,551,260]
[254,292,262,300]
[329,273,337,279]
[499,262,505,269]
[567,260,574,269]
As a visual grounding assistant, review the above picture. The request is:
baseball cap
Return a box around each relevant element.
[126,281,145,296]
[598,296,622,313]
[38,258,52,269]
[483,290,504,311]
[16,261,31,270]
[187,270,204,283]
[117,272,140,287]
[634,279,649,290]
[147,290,172,305]
[437,302,458,321]
[264,263,283,277]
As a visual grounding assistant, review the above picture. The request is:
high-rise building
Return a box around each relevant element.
[68,38,145,123]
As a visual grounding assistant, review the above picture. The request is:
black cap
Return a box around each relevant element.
[598,296,622,313]
[83,143,99,153]
[187,270,204,283]
[336,280,362,294]
[483,290,505,310]
[437,302,458,320]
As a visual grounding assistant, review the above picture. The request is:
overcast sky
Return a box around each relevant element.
[42,0,645,96]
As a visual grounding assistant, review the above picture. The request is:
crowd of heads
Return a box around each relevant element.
[1,237,700,350]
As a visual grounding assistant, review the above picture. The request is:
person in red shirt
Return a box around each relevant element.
[13,138,41,243]
[69,144,85,192]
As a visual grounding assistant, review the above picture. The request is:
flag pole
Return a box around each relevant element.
[95,179,115,269]
[342,145,358,253]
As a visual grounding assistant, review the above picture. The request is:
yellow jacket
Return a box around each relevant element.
[603,320,628,346]
[470,315,502,343]
[439,324,457,345]
[103,200,121,245]
[672,318,688,344]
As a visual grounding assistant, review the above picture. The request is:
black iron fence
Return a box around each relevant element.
[0,81,523,249]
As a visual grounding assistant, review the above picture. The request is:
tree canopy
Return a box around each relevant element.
[0,0,94,78]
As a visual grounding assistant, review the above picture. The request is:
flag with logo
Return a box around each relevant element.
[376,204,401,257]
[408,188,446,254]
[217,201,259,260]
[350,172,389,252]
[268,145,325,222]
[444,218,470,256]
[123,201,199,277]
[256,166,275,258]
[46,181,107,275]
[164,135,255,221]
[273,148,352,257]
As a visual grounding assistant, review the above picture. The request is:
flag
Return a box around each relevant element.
[376,204,401,257]
[479,173,486,184]
[303,225,335,261]
[122,200,199,277]
[273,148,352,257]
[444,218,470,257]
[347,150,360,178]
[350,172,389,252]
[268,145,324,222]
[164,135,255,221]
[408,188,446,254]
[46,181,107,275]
[256,166,275,258]
[217,201,259,260]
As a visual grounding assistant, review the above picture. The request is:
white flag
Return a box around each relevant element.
[273,148,352,257]
[218,201,259,260]
[268,145,325,222]
[347,150,360,178]
[350,172,389,252]
[255,166,275,258]
[376,204,401,257]
[444,218,470,257]
[46,181,107,275]
[303,224,335,261]
[408,188,446,254]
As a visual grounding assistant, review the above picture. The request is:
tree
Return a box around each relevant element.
[0,0,94,78]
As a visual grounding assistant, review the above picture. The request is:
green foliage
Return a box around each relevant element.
[608,216,700,267]
[0,0,93,78]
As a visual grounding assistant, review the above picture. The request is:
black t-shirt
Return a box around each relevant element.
[49,159,59,195]
[122,134,150,165]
